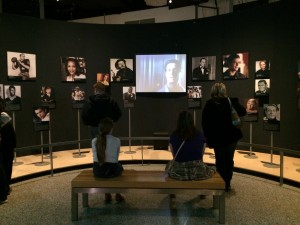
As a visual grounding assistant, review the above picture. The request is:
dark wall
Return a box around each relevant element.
[0,1,299,155]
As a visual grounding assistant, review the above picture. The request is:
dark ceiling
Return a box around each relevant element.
[1,0,212,21]
[1,0,268,22]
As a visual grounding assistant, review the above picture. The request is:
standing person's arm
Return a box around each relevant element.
[230,98,246,117]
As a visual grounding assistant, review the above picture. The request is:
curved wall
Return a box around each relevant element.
[0,1,299,155]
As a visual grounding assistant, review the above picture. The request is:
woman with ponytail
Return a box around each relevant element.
[92,117,124,202]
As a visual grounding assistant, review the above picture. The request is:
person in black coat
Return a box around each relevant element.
[0,98,16,202]
[202,83,246,191]
[81,82,122,138]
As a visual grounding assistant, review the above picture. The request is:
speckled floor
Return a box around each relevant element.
[1,164,299,225]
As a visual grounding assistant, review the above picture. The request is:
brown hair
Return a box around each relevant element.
[210,82,227,100]
[93,82,106,93]
[96,117,113,164]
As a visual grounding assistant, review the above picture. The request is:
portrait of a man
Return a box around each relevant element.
[4,85,21,111]
[33,106,50,123]
[223,53,249,80]
[110,58,134,82]
[255,79,270,96]
[123,86,136,108]
[263,104,280,131]
[191,56,216,81]
[7,51,36,81]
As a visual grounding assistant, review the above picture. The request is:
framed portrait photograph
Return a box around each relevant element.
[222,52,249,80]
[255,59,270,79]
[110,58,134,83]
[263,104,280,131]
[187,86,202,109]
[71,86,86,109]
[123,86,136,108]
[97,73,110,86]
[191,56,216,81]
[243,98,258,122]
[4,85,21,111]
[255,79,270,97]
[41,86,56,109]
[7,51,36,81]
[61,57,87,82]
[33,106,50,131]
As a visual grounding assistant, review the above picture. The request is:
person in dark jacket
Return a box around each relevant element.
[202,83,246,191]
[81,82,122,138]
[0,98,16,202]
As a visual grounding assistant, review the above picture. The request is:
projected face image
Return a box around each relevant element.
[165,62,179,85]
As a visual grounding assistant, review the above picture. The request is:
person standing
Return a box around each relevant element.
[12,53,30,80]
[81,82,122,138]
[202,83,246,191]
[0,98,16,200]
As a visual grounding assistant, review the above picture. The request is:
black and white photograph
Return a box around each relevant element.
[255,60,270,79]
[33,106,50,131]
[123,86,136,108]
[7,51,36,81]
[255,79,270,96]
[71,86,86,109]
[97,73,110,86]
[4,85,21,111]
[191,56,216,81]
[41,86,56,109]
[243,98,258,122]
[187,86,202,109]
[61,57,87,82]
[222,52,249,80]
[110,58,134,83]
[135,54,187,93]
[263,104,280,131]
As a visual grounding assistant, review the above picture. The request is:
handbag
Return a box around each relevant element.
[165,140,185,173]
[228,98,242,127]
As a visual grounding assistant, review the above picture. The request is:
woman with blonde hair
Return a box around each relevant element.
[92,117,124,202]
[202,83,246,191]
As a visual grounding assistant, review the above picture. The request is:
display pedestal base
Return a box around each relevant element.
[244,153,258,159]
[33,162,50,166]
[13,161,24,166]
[261,161,280,168]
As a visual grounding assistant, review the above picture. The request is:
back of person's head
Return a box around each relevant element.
[175,111,197,140]
[210,83,227,99]
[96,118,114,163]
[93,82,106,94]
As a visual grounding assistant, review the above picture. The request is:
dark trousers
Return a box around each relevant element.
[0,163,8,201]
[213,142,237,187]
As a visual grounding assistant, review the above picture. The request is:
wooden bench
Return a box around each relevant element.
[71,170,226,224]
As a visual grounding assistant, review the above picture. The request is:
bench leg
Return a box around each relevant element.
[71,190,78,221]
[219,193,225,224]
[82,193,89,207]
[213,195,219,209]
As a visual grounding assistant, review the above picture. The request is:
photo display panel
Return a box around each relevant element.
[135,54,187,93]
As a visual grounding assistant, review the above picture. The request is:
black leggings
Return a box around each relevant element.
[213,142,237,186]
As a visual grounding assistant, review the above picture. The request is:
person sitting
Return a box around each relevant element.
[92,117,124,202]
[165,111,216,181]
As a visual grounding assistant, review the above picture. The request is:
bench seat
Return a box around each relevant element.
[71,170,226,223]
